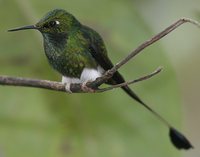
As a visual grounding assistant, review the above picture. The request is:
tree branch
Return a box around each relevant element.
[1,18,200,92]
[0,67,162,93]
[89,18,200,87]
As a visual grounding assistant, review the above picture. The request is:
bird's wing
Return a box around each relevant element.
[81,25,146,104]
[81,25,125,85]
[89,44,124,85]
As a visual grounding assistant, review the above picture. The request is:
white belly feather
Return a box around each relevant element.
[62,66,105,84]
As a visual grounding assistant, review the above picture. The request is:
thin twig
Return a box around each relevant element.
[0,67,161,93]
[90,18,200,87]
[98,67,162,92]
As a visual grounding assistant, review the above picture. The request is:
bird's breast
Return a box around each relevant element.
[43,33,99,78]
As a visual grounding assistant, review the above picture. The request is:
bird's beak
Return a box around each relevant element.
[8,25,38,32]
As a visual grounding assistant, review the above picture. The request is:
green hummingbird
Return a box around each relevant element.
[8,9,193,150]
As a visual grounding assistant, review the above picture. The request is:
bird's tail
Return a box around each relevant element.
[121,85,193,150]
[122,85,167,121]
[107,70,192,149]
[122,86,145,106]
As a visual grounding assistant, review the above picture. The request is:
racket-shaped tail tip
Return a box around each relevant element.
[169,127,193,150]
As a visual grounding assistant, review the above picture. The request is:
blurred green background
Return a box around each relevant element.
[0,0,199,157]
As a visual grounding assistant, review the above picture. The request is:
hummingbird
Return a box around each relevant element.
[8,9,193,150]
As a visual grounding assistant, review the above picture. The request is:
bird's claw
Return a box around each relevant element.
[81,82,95,93]
[63,83,72,94]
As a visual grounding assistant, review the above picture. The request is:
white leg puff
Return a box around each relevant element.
[62,76,79,93]
[61,66,104,93]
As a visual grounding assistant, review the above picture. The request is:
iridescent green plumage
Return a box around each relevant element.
[36,9,97,77]
[8,9,193,150]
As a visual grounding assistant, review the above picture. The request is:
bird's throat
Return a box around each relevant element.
[43,33,68,52]
[42,33,69,75]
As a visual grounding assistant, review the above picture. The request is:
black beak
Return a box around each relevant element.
[8,25,37,32]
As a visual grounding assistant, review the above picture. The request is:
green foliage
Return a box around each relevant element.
[0,0,181,157]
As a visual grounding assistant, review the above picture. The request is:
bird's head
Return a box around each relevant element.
[8,9,81,34]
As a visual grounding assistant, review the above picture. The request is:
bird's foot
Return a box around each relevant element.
[81,82,95,93]
[63,82,72,94]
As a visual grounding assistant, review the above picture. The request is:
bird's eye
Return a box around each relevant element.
[49,20,60,27]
